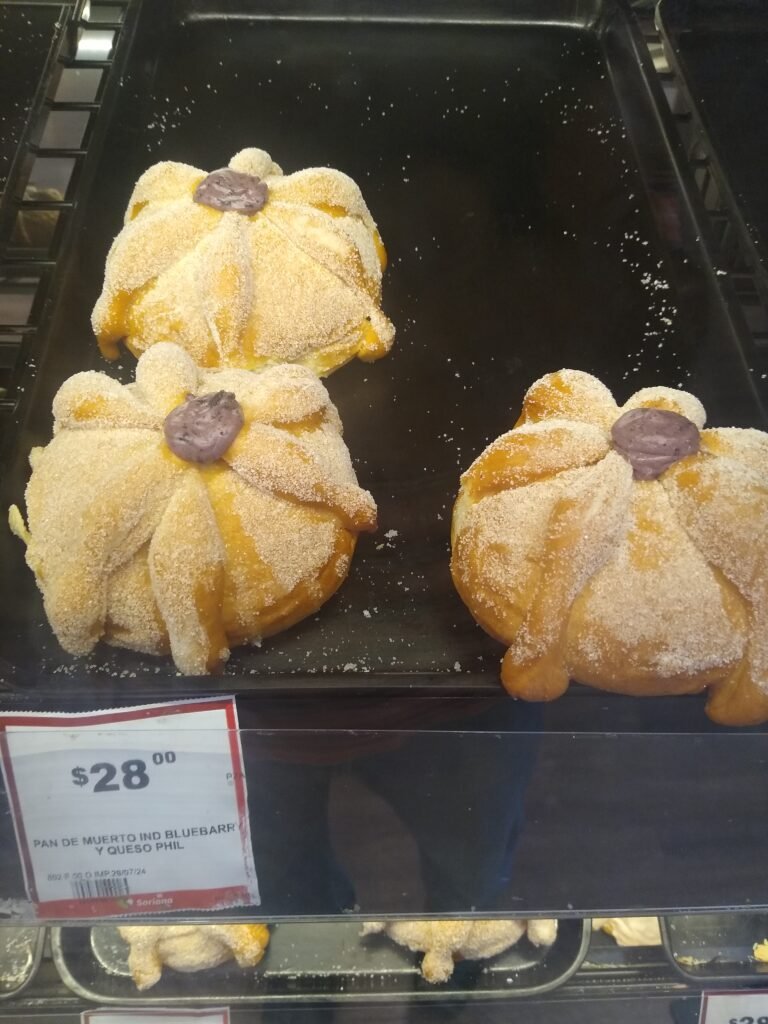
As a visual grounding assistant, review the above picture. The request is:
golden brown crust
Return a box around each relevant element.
[361,919,556,983]
[10,344,376,675]
[118,923,270,990]
[92,148,394,375]
[451,370,768,725]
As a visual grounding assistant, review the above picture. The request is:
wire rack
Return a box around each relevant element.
[0,0,132,421]
[641,9,768,386]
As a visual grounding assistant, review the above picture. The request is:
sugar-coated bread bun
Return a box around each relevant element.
[92,147,394,376]
[361,919,557,983]
[451,369,768,726]
[118,923,269,990]
[9,343,377,675]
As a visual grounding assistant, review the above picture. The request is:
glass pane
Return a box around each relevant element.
[38,111,90,150]
[11,209,60,251]
[0,280,39,325]
[75,29,115,61]
[83,3,125,23]
[25,156,75,198]
[1,726,768,922]
[54,67,103,103]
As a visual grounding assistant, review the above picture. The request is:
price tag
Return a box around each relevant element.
[0,698,259,918]
[700,990,768,1024]
[82,1009,229,1024]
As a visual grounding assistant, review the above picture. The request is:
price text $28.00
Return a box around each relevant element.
[70,752,177,792]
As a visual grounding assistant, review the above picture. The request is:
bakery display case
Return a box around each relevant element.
[1,0,767,1020]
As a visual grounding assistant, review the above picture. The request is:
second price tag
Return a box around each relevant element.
[700,990,768,1024]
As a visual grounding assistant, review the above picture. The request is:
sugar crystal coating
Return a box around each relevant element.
[361,920,557,984]
[92,147,395,376]
[9,343,377,676]
[119,924,270,990]
[451,369,768,726]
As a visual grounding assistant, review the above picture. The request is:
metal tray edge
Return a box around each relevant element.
[659,915,765,987]
[0,927,45,1002]
[51,920,591,1005]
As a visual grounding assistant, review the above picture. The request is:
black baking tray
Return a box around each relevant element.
[51,919,589,1004]
[573,925,678,995]
[0,0,765,700]
[583,925,666,973]
[657,0,768,305]
[661,914,768,986]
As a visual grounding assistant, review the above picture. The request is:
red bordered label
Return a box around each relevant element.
[0,699,259,918]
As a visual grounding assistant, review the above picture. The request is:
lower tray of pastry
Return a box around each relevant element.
[0,927,44,1001]
[51,919,589,1004]
[661,914,768,985]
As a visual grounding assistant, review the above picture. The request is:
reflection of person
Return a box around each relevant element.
[241,697,542,916]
